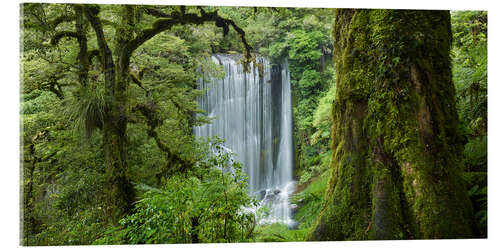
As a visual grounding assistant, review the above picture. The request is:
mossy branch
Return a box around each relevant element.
[88,49,101,64]
[128,8,252,60]
[138,68,147,79]
[50,31,79,45]
[132,103,193,170]
[129,72,145,90]
[51,14,75,28]
[74,5,90,88]
[83,5,116,97]
[143,7,171,18]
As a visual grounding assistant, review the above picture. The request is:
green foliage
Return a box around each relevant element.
[97,140,257,244]
[22,111,108,245]
[452,11,487,136]
[464,135,487,171]
[297,151,331,185]
[311,79,336,146]
[289,30,323,64]
[291,170,329,228]
[21,91,61,132]
[451,11,488,237]
[463,171,487,237]
[298,69,321,91]
[67,86,106,138]
[254,223,309,242]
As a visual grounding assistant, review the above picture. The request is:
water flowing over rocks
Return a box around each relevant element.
[195,54,295,227]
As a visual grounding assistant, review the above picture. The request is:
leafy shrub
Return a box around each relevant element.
[98,140,257,244]
[464,135,487,172]
[463,171,487,237]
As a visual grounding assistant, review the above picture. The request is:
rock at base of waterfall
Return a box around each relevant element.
[290,203,299,217]
[287,221,299,230]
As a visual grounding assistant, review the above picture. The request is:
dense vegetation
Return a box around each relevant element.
[21,4,487,245]
[451,10,487,237]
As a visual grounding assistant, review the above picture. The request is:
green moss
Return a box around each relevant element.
[255,223,309,242]
[292,171,330,228]
[308,9,474,241]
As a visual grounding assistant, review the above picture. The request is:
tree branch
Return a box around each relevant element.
[74,5,89,88]
[88,49,101,65]
[133,103,193,170]
[129,72,145,90]
[83,5,115,98]
[143,6,170,18]
[42,75,64,99]
[50,31,79,45]
[51,14,75,28]
[127,8,252,60]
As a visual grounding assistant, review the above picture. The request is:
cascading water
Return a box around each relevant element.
[194,54,296,227]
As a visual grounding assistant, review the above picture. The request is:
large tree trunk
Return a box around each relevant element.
[81,5,253,224]
[22,144,38,245]
[309,9,474,240]
[85,5,136,224]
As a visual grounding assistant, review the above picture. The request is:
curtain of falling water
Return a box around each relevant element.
[194,54,296,227]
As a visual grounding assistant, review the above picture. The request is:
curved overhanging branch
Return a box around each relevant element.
[127,8,253,60]
[50,31,79,45]
[129,71,145,90]
[143,6,171,18]
[48,5,101,89]
[51,14,75,28]
[100,18,120,29]
[132,102,194,171]
[219,17,252,59]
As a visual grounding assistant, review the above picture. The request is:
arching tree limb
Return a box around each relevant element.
[51,14,75,28]
[127,8,252,60]
[50,31,79,45]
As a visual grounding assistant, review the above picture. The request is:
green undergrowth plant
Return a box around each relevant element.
[254,223,309,242]
[291,169,330,229]
[94,139,258,244]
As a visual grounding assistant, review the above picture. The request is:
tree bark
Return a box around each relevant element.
[309,9,474,240]
[22,144,38,245]
[81,4,252,224]
[84,5,136,224]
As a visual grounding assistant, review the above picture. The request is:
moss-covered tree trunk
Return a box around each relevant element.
[309,9,474,240]
[82,5,252,224]
[85,5,136,224]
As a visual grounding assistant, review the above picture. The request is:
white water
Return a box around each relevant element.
[195,54,295,227]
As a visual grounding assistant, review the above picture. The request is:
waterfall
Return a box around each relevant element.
[194,54,296,227]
